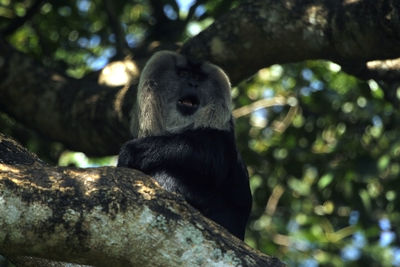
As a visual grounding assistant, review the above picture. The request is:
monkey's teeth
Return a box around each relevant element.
[183,100,193,106]
[179,99,194,107]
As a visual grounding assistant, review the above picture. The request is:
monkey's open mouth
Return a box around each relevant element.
[177,95,199,116]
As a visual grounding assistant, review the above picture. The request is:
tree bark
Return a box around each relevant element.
[181,0,400,84]
[0,0,399,156]
[0,41,134,156]
[0,133,284,267]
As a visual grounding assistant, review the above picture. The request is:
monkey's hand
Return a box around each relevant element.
[117,128,236,187]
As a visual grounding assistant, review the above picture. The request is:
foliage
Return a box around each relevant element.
[1,0,400,266]
[238,62,400,266]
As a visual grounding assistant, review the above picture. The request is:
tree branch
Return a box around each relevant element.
[1,0,400,156]
[232,96,287,118]
[181,0,400,84]
[185,0,206,23]
[341,57,400,82]
[0,133,283,267]
[0,41,134,156]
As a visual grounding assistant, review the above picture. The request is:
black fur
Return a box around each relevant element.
[118,128,252,240]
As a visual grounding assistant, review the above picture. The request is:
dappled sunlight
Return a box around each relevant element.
[238,59,400,266]
[3,0,400,265]
[66,169,101,196]
[0,164,20,174]
[99,58,139,86]
[133,180,156,200]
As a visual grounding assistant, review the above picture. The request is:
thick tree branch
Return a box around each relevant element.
[181,0,400,84]
[1,0,399,156]
[0,133,283,267]
[0,41,134,156]
[341,57,400,82]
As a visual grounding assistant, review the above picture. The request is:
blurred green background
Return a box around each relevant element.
[1,0,400,266]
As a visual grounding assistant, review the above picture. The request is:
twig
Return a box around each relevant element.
[272,105,299,133]
[232,96,287,118]
[104,0,129,58]
[185,0,206,23]
[265,185,285,216]
[341,57,400,83]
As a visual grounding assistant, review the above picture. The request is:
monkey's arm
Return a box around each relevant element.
[117,128,235,185]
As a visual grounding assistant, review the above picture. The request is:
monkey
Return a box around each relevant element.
[117,51,252,240]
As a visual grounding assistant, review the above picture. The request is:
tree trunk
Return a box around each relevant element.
[0,133,284,267]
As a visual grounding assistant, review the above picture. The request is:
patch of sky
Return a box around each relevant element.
[88,57,108,70]
[341,245,361,261]
[125,33,138,47]
[372,115,383,128]
[299,259,318,267]
[301,68,313,81]
[378,218,396,247]
[87,48,115,70]
[78,37,89,47]
[292,239,314,252]
[349,210,359,225]
[310,80,324,91]
[380,231,396,247]
[89,35,101,47]
[341,231,365,262]
[78,35,102,49]
[251,109,268,128]
[353,231,366,248]
[393,247,400,266]
[254,108,267,118]
[341,217,400,263]
[287,219,299,233]
[300,81,324,96]
[194,5,206,17]
[300,87,312,96]
[262,87,275,98]
[103,47,116,58]
[176,0,196,12]
[77,0,90,12]
[380,218,391,231]
[176,0,206,24]
[163,4,178,20]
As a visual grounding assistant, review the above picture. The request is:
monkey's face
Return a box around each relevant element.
[174,66,203,117]
[135,51,232,137]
